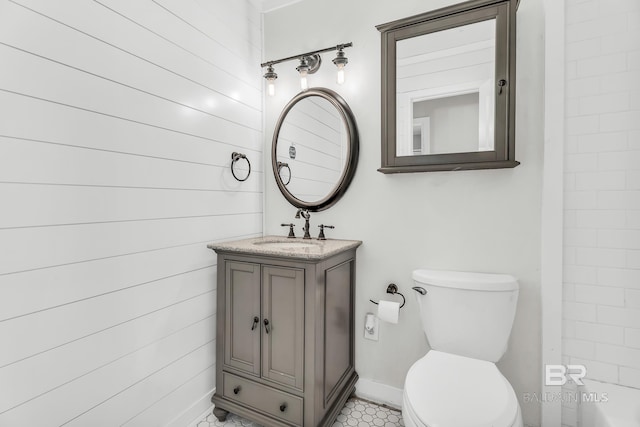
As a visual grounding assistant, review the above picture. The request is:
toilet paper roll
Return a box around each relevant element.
[377,300,400,324]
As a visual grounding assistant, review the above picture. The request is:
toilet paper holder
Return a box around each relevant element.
[369,283,406,309]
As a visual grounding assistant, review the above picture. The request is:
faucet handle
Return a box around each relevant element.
[281,223,296,238]
[317,224,334,240]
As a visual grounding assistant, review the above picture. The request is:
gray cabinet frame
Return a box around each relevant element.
[377,0,520,173]
[211,248,359,427]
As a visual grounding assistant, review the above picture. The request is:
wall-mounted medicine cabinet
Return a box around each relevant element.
[377,0,520,173]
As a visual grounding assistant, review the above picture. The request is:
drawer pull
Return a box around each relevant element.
[263,318,270,334]
[233,386,241,395]
[280,403,287,412]
[251,316,259,330]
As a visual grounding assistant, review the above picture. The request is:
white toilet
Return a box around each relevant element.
[403,269,523,427]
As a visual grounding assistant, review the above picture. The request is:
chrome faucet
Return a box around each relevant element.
[295,208,312,239]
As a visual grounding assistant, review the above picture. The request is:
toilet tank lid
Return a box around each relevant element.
[412,269,519,291]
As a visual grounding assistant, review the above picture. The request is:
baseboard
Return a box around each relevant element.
[182,388,215,427]
[355,378,403,410]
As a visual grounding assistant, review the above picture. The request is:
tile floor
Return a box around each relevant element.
[196,397,404,427]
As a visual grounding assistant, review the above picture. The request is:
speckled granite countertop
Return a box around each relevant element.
[207,235,362,261]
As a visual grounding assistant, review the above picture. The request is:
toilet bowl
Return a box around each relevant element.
[403,269,523,427]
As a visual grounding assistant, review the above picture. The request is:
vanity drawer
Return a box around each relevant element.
[222,372,303,425]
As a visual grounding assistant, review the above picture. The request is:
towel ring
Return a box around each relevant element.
[277,161,291,185]
[369,283,406,309]
[231,152,251,182]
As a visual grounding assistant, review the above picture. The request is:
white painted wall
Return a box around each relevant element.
[412,93,481,154]
[0,0,262,425]
[561,0,640,426]
[540,1,565,425]
[263,1,545,425]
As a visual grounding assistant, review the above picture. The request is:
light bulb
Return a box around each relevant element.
[296,57,311,91]
[336,65,345,85]
[263,65,277,97]
[332,48,348,85]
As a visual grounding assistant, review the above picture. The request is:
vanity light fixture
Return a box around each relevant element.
[261,42,352,94]
[296,57,311,91]
[263,65,277,96]
[332,47,348,85]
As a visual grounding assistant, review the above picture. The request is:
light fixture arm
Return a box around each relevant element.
[260,42,353,68]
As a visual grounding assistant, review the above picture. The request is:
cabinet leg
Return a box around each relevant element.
[212,406,229,422]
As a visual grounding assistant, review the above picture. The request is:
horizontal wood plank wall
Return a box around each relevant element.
[0,0,262,425]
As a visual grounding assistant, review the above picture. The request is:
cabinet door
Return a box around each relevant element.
[261,266,304,390]
[224,261,261,376]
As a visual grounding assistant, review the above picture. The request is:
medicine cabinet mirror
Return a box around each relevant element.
[272,88,359,211]
[377,0,520,173]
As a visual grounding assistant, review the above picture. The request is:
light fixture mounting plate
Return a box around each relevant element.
[306,54,322,74]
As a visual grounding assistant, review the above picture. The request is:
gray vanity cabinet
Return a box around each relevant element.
[209,240,360,427]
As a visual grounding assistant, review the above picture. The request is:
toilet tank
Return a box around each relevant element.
[412,269,519,362]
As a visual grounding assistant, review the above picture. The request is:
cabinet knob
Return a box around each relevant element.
[251,316,259,330]
[280,403,287,412]
[233,386,241,395]
[498,79,507,95]
[263,318,270,334]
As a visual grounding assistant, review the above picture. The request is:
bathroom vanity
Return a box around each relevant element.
[207,236,361,427]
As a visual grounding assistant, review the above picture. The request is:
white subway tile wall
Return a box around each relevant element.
[563,0,640,425]
[0,0,262,425]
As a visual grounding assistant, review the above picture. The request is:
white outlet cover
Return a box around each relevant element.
[364,314,379,341]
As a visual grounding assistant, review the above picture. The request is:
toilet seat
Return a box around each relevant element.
[403,350,519,427]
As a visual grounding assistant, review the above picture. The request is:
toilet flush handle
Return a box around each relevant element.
[412,286,427,295]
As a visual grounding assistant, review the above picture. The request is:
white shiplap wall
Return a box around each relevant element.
[562,0,640,426]
[0,0,262,425]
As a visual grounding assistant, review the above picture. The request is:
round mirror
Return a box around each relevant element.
[272,88,359,211]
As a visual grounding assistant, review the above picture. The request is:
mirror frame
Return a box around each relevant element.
[271,88,359,212]
[377,0,520,173]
